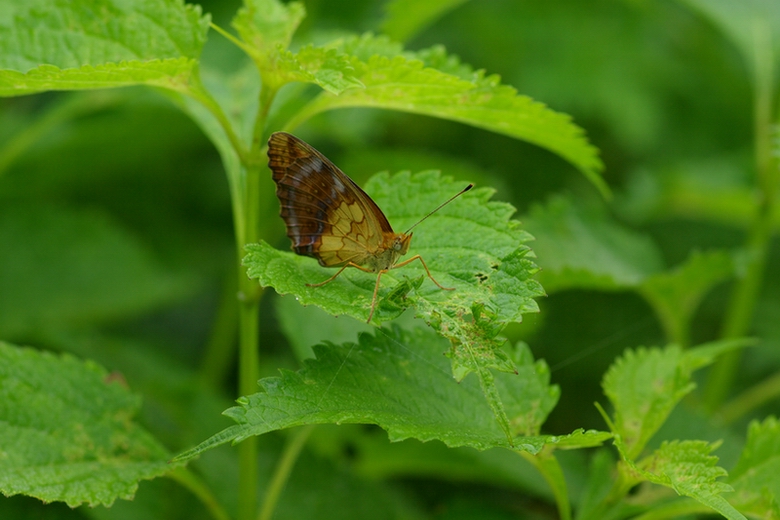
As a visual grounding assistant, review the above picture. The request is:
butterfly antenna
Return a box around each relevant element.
[403,183,473,234]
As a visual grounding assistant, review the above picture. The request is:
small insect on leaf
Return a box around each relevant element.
[267,131,472,323]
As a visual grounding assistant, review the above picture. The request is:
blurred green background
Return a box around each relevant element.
[1,0,776,518]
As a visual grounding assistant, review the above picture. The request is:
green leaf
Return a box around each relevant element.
[246,170,539,324]
[245,170,543,439]
[541,429,613,450]
[602,340,749,460]
[173,326,565,461]
[267,33,481,100]
[0,204,194,339]
[618,157,764,229]
[638,250,734,345]
[276,45,365,95]
[233,0,305,60]
[524,195,664,292]
[637,440,744,520]
[0,0,210,97]
[604,346,693,460]
[288,35,606,195]
[0,59,203,98]
[332,33,491,82]
[381,0,470,42]
[0,341,175,507]
[525,198,737,347]
[230,2,366,95]
[727,417,780,518]
[345,431,553,493]
[348,427,608,492]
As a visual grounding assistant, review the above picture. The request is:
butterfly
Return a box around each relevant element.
[267,131,472,323]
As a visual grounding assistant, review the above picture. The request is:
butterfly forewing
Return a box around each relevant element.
[268,132,394,268]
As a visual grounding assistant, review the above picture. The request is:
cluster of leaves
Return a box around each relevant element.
[1,1,779,520]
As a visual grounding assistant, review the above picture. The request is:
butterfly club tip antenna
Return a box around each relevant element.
[403,183,473,234]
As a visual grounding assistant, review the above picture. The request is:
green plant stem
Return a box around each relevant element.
[258,425,315,520]
[235,166,264,520]
[519,451,571,520]
[704,21,777,411]
[199,265,239,387]
[718,370,780,425]
[705,217,771,409]
[181,74,262,520]
[237,282,261,520]
[168,467,232,520]
[210,22,247,54]
[187,76,252,166]
[604,460,642,509]
[234,78,279,520]
[254,84,278,146]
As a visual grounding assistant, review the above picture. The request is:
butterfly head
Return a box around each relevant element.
[367,231,412,272]
[393,232,412,256]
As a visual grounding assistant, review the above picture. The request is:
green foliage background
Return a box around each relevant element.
[1,0,779,519]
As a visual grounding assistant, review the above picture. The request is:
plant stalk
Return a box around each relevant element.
[168,467,231,520]
[520,451,571,520]
[236,271,261,520]
[199,266,239,387]
[235,164,264,519]
[258,426,315,520]
[718,370,780,425]
[704,21,777,410]
[235,78,279,520]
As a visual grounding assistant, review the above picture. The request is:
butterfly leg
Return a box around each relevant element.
[306,262,371,287]
[392,255,455,291]
[366,270,387,324]
[306,263,383,324]
[366,256,452,323]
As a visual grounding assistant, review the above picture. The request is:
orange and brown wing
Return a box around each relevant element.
[267,132,392,267]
